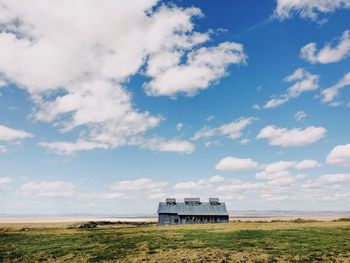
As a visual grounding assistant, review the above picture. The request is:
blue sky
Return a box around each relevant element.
[0,0,350,214]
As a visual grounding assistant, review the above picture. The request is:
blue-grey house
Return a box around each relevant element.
[157,197,229,225]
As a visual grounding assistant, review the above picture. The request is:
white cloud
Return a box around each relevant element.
[174,181,202,191]
[0,0,244,154]
[264,161,296,173]
[283,68,319,97]
[192,127,216,141]
[263,68,319,109]
[252,104,261,110]
[0,145,7,153]
[295,159,320,169]
[274,0,350,21]
[21,181,75,197]
[240,138,249,145]
[321,72,350,105]
[144,42,246,96]
[267,176,297,186]
[137,137,195,154]
[263,97,289,109]
[0,125,33,141]
[0,79,6,87]
[204,140,220,147]
[176,123,184,131]
[215,156,258,172]
[111,178,167,192]
[218,117,254,139]
[256,170,292,180]
[318,173,350,183]
[257,125,326,147]
[0,177,12,187]
[40,140,109,155]
[4,171,350,212]
[41,134,195,156]
[301,30,350,64]
[207,115,214,122]
[294,111,307,122]
[97,192,124,200]
[256,159,318,182]
[217,181,264,192]
[326,144,350,166]
[256,163,316,190]
[208,175,225,183]
[192,117,254,141]
[174,175,224,191]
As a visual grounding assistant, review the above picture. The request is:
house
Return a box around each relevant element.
[157,197,229,225]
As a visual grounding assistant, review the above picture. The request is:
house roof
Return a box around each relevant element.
[157,202,228,216]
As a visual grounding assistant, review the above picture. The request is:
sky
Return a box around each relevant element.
[0,0,350,214]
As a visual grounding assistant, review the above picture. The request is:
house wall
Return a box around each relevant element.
[179,215,229,224]
[158,214,229,225]
[158,213,179,225]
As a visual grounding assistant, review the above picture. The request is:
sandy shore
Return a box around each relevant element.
[0,216,157,224]
[0,212,349,224]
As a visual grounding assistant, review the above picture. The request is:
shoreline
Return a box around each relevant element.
[0,214,349,224]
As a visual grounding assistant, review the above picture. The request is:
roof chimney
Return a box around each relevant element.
[184,197,200,205]
[209,197,220,205]
[166,198,176,205]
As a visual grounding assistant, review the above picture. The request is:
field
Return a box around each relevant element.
[1,220,350,262]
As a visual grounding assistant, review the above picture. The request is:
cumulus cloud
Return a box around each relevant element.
[192,128,217,141]
[0,177,12,188]
[256,160,319,182]
[240,138,250,145]
[97,192,124,200]
[20,181,75,197]
[274,0,350,21]
[0,125,33,141]
[256,170,292,180]
[303,173,350,190]
[174,175,225,191]
[41,136,195,155]
[110,178,167,200]
[4,171,350,212]
[326,144,350,166]
[176,123,184,131]
[215,157,258,172]
[217,181,264,192]
[301,30,350,64]
[208,175,225,183]
[294,159,320,169]
[218,117,254,139]
[136,137,195,154]
[174,181,204,191]
[145,42,246,96]
[318,173,350,183]
[263,68,319,109]
[0,145,7,153]
[40,140,109,155]
[192,117,254,141]
[294,111,307,122]
[0,0,244,154]
[111,178,167,192]
[0,79,6,87]
[321,72,350,106]
[257,125,326,147]
[263,161,296,173]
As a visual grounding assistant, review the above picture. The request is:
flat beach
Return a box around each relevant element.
[1,211,349,227]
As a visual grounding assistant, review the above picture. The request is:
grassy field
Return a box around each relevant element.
[1,220,350,262]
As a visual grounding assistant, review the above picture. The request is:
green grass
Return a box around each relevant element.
[1,221,350,262]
